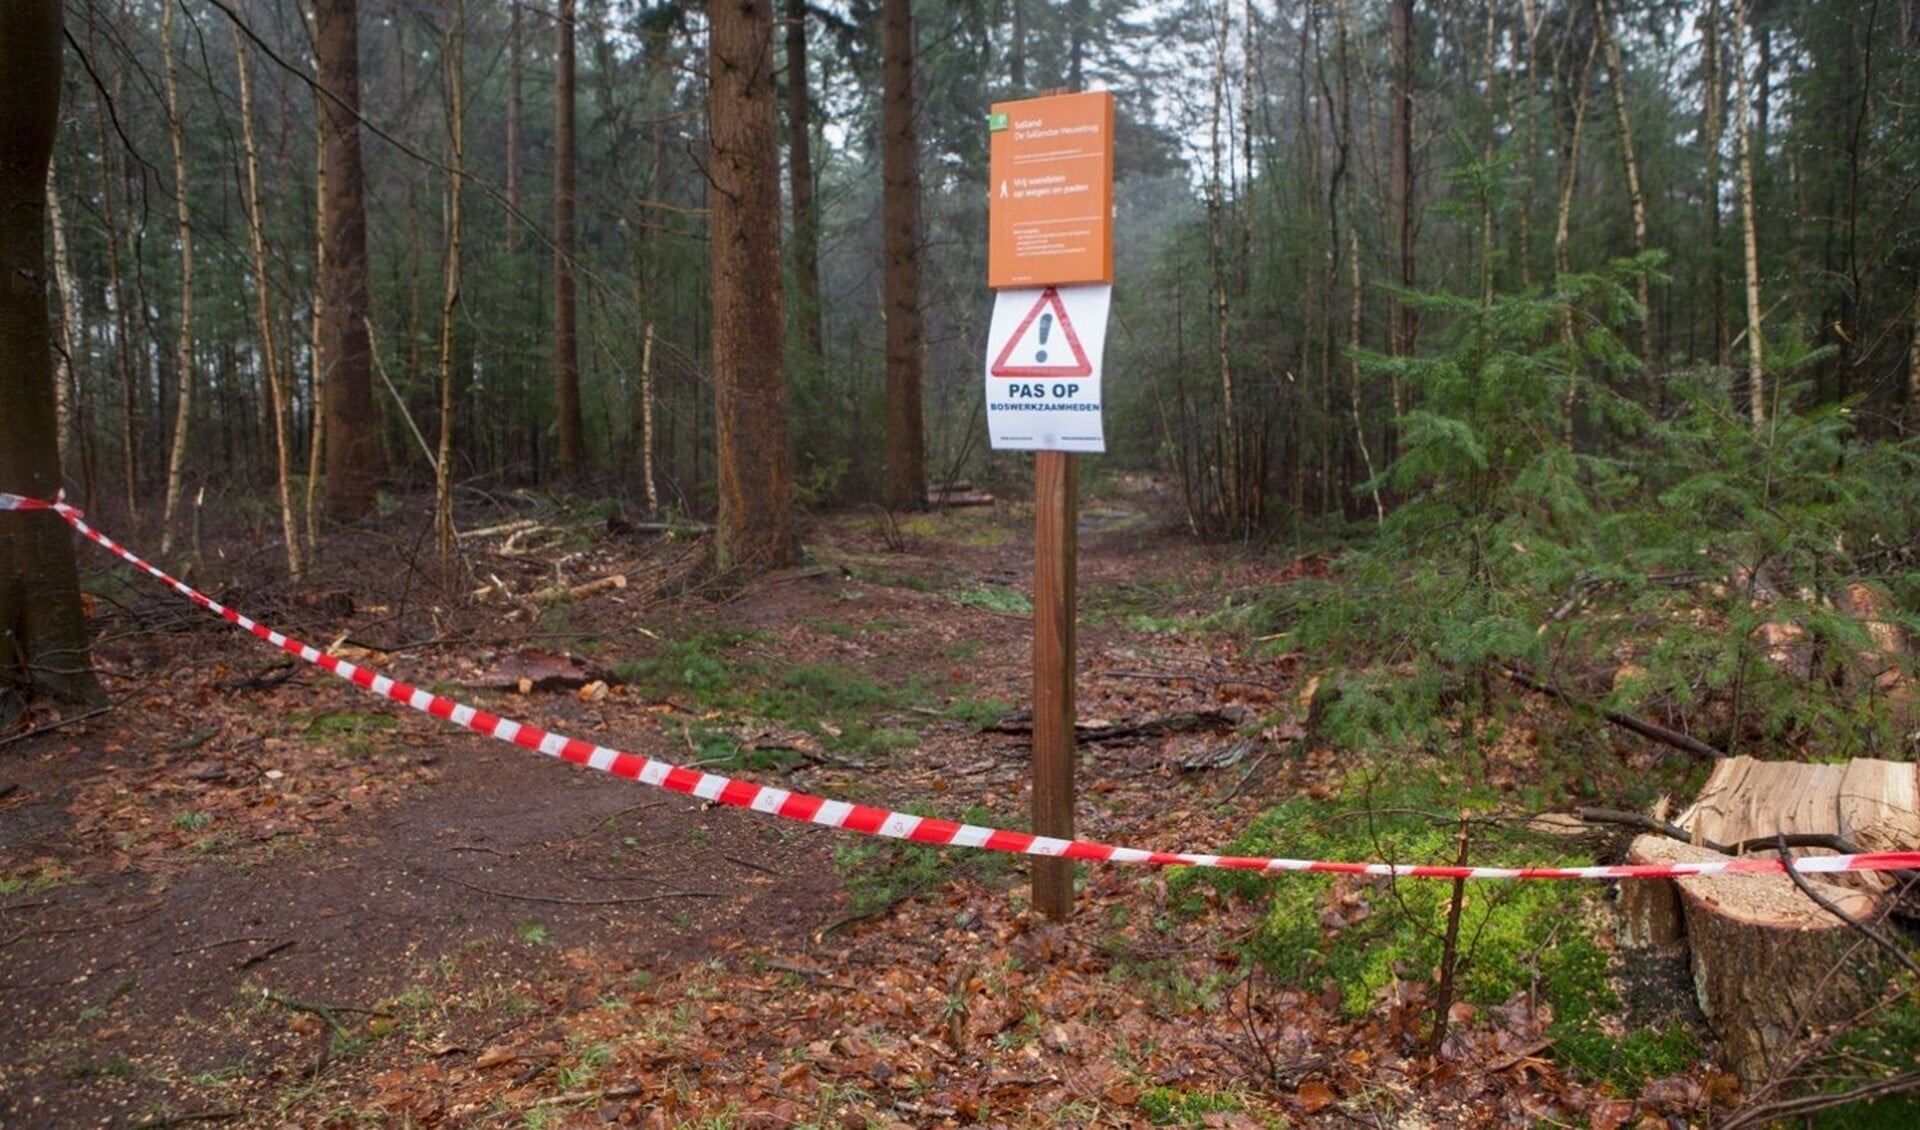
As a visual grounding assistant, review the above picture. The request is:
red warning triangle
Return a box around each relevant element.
[989,287,1092,378]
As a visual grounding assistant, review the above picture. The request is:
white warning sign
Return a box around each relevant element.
[984,284,1111,453]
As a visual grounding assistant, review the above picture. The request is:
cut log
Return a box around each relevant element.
[1617,756,1918,1087]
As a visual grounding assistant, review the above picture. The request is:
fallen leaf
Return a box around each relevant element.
[1297,1081,1336,1113]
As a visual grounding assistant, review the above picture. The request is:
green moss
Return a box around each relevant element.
[1210,771,1699,1089]
[1136,1085,1247,1126]
[951,586,1033,615]
[945,696,1011,731]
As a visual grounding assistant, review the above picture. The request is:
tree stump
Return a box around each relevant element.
[1617,756,1919,1087]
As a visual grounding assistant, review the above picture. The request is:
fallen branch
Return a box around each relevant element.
[458,518,539,541]
[171,935,277,956]
[1101,669,1297,691]
[724,854,779,877]
[530,1085,646,1108]
[1503,666,1725,761]
[1779,835,1920,980]
[262,988,392,1044]
[1720,1066,1920,1128]
[219,661,298,692]
[500,525,554,555]
[128,1112,241,1130]
[1576,808,1868,857]
[531,572,627,604]
[235,938,296,971]
[0,705,114,750]
[990,707,1250,742]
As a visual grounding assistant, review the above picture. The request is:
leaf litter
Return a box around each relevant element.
[0,492,1724,1127]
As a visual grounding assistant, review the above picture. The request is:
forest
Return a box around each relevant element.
[8,0,1915,540]
[3,0,1920,1126]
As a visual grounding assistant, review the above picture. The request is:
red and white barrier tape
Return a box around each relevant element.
[8,490,1920,882]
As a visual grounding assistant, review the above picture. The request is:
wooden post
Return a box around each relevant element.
[1031,450,1077,919]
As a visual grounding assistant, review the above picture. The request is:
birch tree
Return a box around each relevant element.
[436,0,465,580]
[158,0,197,555]
[233,26,303,579]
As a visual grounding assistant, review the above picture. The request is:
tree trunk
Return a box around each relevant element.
[1597,0,1652,363]
[306,109,325,553]
[234,28,303,580]
[317,0,377,521]
[881,0,926,512]
[89,11,137,523]
[1477,6,1497,306]
[1621,757,1917,1087]
[1388,0,1417,362]
[1207,1,1237,531]
[785,0,823,371]
[1514,2,1541,289]
[0,0,101,708]
[708,0,796,574]
[436,0,466,582]
[1555,33,1599,443]
[87,12,137,521]
[505,2,522,254]
[1732,0,1767,427]
[1329,7,1380,524]
[1908,279,1920,436]
[640,322,658,515]
[554,0,583,480]
[159,0,197,555]
[46,173,78,484]
[1703,0,1729,367]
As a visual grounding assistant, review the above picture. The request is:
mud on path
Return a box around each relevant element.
[1,725,837,1127]
[1,489,1322,1127]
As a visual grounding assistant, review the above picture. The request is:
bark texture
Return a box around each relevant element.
[505,3,522,254]
[1597,0,1652,362]
[1732,0,1767,426]
[785,0,822,367]
[0,0,101,707]
[554,0,583,479]
[436,0,466,580]
[1621,757,1919,1087]
[234,28,303,579]
[159,0,196,553]
[881,0,926,511]
[317,0,377,520]
[1388,0,1417,361]
[707,0,795,574]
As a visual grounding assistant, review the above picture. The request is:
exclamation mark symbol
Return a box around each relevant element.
[1036,313,1053,363]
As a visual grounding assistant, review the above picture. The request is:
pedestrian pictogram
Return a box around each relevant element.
[988,91,1114,289]
[990,287,1092,378]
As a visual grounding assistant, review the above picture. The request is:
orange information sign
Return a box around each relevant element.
[988,91,1114,289]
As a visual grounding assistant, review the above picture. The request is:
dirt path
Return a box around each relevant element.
[2,495,1695,1128]
[2,705,839,1126]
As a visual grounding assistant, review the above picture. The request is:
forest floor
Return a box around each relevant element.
[2,479,1725,1129]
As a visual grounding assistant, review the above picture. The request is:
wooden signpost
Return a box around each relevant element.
[986,91,1114,920]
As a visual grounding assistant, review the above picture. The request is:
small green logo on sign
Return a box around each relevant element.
[988,111,1009,132]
